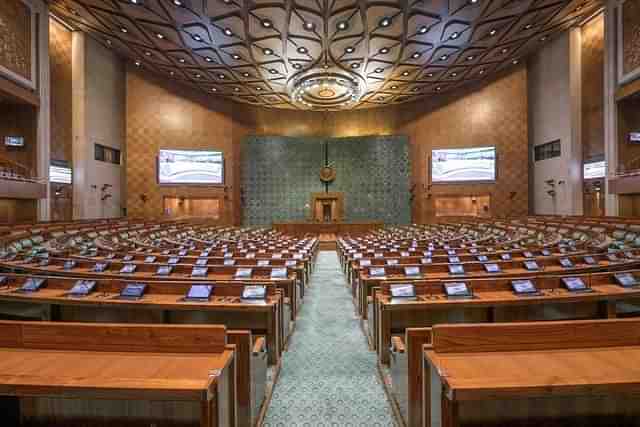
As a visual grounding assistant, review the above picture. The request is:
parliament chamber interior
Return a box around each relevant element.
[0,0,640,426]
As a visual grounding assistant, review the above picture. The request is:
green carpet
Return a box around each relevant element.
[263,251,397,426]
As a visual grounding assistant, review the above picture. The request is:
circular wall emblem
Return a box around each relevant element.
[319,166,336,183]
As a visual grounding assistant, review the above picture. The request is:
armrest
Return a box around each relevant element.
[391,336,405,353]
[253,336,266,354]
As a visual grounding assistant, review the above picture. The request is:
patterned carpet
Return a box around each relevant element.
[263,251,397,426]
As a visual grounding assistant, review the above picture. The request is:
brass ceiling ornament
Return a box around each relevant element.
[319,166,336,183]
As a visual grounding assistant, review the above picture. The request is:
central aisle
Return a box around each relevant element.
[263,251,397,426]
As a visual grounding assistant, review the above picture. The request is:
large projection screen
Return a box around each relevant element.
[431,147,496,183]
[158,149,224,185]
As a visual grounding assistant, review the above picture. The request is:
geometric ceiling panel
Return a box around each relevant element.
[49,0,602,110]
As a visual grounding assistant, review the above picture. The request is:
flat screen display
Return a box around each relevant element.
[431,147,496,183]
[158,150,223,185]
[5,136,24,147]
[186,284,213,299]
[70,280,96,296]
[120,283,146,298]
[242,285,266,300]
[562,277,587,292]
[390,284,416,298]
[614,273,637,288]
[444,282,471,297]
[583,160,606,179]
[484,263,501,273]
[50,165,72,184]
[404,266,421,277]
[512,279,538,294]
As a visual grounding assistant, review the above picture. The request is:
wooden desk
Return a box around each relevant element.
[0,321,236,427]
[377,271,640,364]
[423,319,640,427]
[273,221,383,236]
[0,275,283,365]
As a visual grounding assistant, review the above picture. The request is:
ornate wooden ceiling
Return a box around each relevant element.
[49,0,601,109]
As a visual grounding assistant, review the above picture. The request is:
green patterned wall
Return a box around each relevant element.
[241,135,410,225]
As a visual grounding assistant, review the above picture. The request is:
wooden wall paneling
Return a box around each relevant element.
[617,96,640,174]
[621,0,640,80]
[0,0,33,87]
[0,103,37,171]
[581,14,605,161]
[126,68,236,222]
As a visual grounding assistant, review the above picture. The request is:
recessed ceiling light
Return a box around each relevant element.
[173,0,183,6]
[195,73,202,78]
[192,34,202,42]
[412,87,419,92]
[144,51,152,56]
[106,39,112,45]
[419,26,428,34]
[512,59,519,64]
[234,87,240,91]
[222,0,231,4]
[501,48,508,54]
[293,63,302,69]
[391,85,398,89]
[269,69,278,74]
[402,71,410,76]
[377,96,384,101]
[479,69,485,74]
[169,71,175,75]
[451,72,457,77]
[525,24,532,29]
[379,17,392,27]
[467,55,474,60]
[489,29,497,36]
[470,0,479,3]
[156,33,165,39]
[337,21,348,31]
[440,54,448,61]
[375,68,384,73]
[436,86,441,91]
[178,58,186,63]
[232,54,240,60]
[379,47,390,54]
[263,48,274,55]
[120,27,128,33]
[134,60,141,66]
[218,74,225,79]
[345,46,355,53]
[255,86,262,90]
[223,28,233,36]
[297,46,308,54]
[323,63,329,69]
[412,52,421,59]
[211,87,217,92]
[243,72,250,77]
[130,0,142,5]
[261,19,272,28]
[540,36,547,41]
[450,32,459,39]
[427,72,434,77]
[351,63,360,68]
[303,21,315,31]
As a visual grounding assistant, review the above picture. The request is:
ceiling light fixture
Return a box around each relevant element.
[375,68,384,73]
[269,69,278,74]
[345,46,355,53]
[303,22,315,31]
[120,27,128,33]
[145,51,152,56]
[134,60,141,66]
[263,48,274,55]
[450,32,459,39]
[337,21,348,31]
[379,17,392,27]
[289,69,363,110]
[440,54,448,61]
[489,29,497,36]
[501,47,508,54]
[351,63,360,68]
[467,55,474,60]
[525,24,532,29]
[391,85,398,89]
[479,69,485,74]
[195,73,202,78]
[223,28,233,36]
[379,47,390,54]
[419,26,428,34]
[297,46,308,54]
[218,74,225,79]
[412,52,421,59]
[178,58,186,63]
[402,71,410,76]
[261,19,272,28]
[436,86,442,91]
[232,54,240,60]
[173,0,183,6]
[242,72,250,77]
[192,34,202,42]
[512,59,519,64]
[451,72,457,77]
[156,33,165,39]
[293,63,302,69]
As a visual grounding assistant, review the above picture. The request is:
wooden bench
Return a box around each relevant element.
[423,319,640,427]
[0,274,284,366]
[0,321,236,426]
